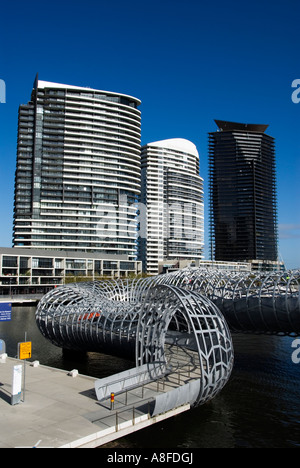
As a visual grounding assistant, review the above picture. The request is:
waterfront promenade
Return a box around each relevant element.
[0,356,190,448]
[0,294,42,305]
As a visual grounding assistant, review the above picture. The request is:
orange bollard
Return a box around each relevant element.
[110,392,115,410]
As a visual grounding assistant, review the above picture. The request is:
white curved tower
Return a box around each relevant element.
[140,138,204,275]
[13,77,141,259]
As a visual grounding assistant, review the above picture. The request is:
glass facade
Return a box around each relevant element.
[0,248,142,295]
[209,120,278,262]
[13,77,141,260]
[140,139,204,275]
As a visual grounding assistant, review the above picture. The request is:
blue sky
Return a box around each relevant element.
[0,0,299,268]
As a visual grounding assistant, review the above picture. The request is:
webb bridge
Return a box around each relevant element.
[35,268,300,411]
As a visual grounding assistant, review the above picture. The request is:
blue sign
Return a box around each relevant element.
[0,303,12,322]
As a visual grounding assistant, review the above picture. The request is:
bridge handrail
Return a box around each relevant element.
[95,362,167,401]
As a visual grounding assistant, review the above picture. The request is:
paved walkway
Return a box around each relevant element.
[0,356,191,448]
[0,295,41,305]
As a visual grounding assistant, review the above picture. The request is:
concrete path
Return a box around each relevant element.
[0,356,190,448]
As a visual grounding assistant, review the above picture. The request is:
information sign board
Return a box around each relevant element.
[0,303,12,322]
[19,341,32,360]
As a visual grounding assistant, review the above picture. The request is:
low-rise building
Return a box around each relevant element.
[0,247,142,296]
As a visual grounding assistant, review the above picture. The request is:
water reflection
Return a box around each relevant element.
[0,306,299,448]
[0,307,132,377]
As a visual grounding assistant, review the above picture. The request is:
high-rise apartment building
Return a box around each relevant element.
[208,120,278,262]
[140,138,204,275]
[13,76,141,260]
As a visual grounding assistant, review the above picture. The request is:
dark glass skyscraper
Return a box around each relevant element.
[209,120,278,262]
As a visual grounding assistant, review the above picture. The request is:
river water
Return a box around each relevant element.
[0,306,299,448]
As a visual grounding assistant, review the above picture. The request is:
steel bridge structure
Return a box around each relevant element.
[36,268,300,407]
